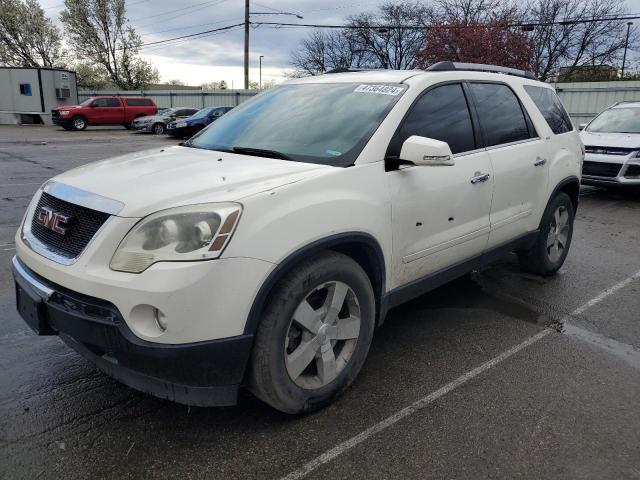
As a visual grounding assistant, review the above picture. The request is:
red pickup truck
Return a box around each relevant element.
[52,96,158,131]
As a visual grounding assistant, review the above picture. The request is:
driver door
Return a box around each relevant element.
[386,82,494,289]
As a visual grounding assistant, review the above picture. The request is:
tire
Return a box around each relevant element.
[248,251,375,414]
[518,192,575,276]
[71,116,87,131]
[152,123,165,135]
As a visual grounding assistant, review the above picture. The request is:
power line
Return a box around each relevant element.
[140,17,240,37]
[138,22,245,48]
[140,25,243,52]
[130,0,228,23]
[250,14,640,31]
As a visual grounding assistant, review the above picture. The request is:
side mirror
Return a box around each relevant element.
[399,136,455,166]
[578,123,587,131]
[90,103,98,108]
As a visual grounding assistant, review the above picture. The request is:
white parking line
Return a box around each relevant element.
[572,270,640,316]
[280,270,640,480]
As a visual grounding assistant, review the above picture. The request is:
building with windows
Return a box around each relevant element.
[0,67,78,125]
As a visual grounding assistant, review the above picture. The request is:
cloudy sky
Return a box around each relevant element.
[39,0,640,87]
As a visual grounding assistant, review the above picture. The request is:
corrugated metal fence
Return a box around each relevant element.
[78,90,259,109]
[555,81,640,125]
[80,81,640,126]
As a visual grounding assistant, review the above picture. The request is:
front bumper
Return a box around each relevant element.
[165,125,190,137]
[582,156,640,188]
[12,256,254,406]
[52,117,72,128]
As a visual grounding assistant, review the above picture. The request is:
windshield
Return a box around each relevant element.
[79,98,94,106]
[191,107,215,119]
[189,83,406,166]
[587,108,640,133]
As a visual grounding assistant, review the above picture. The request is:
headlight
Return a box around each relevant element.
[110,203,242,273]
[175,121,188,128]
[59,110,70,116]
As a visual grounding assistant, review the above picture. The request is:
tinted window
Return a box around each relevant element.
[389,83,475,156]
[93,98,120,107]
[524,85,573,134]
[126,98,153,106]
[470,83,532,147]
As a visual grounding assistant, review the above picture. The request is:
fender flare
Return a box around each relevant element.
[547,175,580,213]
[243,232,387,336]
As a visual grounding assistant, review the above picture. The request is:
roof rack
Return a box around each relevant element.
[426,61,537,80]
[325,67,373,74]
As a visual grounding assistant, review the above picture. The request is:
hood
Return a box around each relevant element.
[51,146,332,217]
[580,130,640,149]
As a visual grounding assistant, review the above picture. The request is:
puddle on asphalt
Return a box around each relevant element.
[395,273,550,327]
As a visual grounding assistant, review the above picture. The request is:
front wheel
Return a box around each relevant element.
[248,251,375,414]
[71,116,87,131]
[518,192,575,276]
[152,122,165,135]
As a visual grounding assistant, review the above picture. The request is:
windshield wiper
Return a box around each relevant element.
[232,146,291,160]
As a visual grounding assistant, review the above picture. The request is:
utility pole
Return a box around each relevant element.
[622,21,633,78]
[259,55,264,89]
[244,0,249,90]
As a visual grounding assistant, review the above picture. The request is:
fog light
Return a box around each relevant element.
[154,308,168,332]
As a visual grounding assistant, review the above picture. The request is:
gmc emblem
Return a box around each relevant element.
[36,206,73,235]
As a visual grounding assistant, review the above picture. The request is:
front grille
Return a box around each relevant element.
[625,164,640,178]
[582,161,622,178]
[584,145,635,156]
[51,110,60,119]
[30,192,111,258]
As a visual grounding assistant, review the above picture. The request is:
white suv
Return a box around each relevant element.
[12,62,582,414]
[579,101,640,189]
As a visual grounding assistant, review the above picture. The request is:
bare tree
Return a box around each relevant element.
[0,0,65,67]
[290,1,432,75]
[347,2,433,70]
[436,0,518,23]
[290,30,374,76]
[527,0,637,80]
[61,0,159,89]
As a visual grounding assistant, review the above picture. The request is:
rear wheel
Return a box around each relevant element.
[71,116,87,131]
[152,122,165,135]
[248,252,375,414]
[518,192,575,276]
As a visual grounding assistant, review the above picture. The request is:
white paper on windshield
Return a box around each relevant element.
[354,85,404,96]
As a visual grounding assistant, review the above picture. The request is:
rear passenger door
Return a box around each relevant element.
[468,82,549,248]
[387,82,494,289]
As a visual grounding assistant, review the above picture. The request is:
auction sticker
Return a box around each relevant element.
[354,84,404,96]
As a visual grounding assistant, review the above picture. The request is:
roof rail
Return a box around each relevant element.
[426,61,537,80]
[325,67,374,74]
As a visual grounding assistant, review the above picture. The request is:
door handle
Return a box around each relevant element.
[534,157,547,167]
[470,172,490,184]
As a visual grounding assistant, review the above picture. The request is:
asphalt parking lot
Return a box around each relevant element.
[1,125,639,480]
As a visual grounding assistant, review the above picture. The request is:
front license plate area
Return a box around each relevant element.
[15,282,55,335]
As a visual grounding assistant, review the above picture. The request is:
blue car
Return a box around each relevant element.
[166,106,233,138]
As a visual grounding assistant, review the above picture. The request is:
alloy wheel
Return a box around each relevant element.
[284,281,361,389]
[153,123,164,135]
[74,117,85,130]
[546,205,570,263]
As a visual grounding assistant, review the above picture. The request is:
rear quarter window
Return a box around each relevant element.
[524,85,573,135]
[126,98,154,106]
